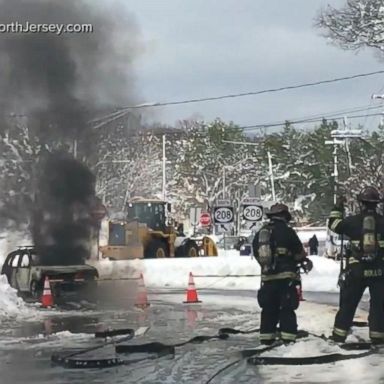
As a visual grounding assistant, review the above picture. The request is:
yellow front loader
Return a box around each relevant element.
[99,197,218,260]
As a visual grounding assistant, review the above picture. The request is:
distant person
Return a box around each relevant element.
[308,234,319,255]
[253,203,313,345]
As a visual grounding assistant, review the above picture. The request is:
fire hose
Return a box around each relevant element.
[52,322,372,371]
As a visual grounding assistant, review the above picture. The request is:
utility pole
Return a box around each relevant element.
[222,167,226,198]
[325,126,363,204]
[162,134,166,201]
[267,151,276,201]
[325,137,343,204]
[371,93,384,127]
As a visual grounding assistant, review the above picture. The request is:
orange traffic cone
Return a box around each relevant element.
[183,272,202,304]
[41,276,54,308]
[135,273,150,309]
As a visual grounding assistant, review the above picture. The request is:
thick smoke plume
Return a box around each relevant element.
[0,0,141,263]
[33,152,97,265]
[0,0,140,140]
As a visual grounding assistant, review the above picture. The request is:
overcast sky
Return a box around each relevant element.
[123,0,384,132]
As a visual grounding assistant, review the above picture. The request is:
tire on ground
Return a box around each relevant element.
[145,239,169,258]
[176,240,199,258]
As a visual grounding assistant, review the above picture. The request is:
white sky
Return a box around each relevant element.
[121,0,384,131]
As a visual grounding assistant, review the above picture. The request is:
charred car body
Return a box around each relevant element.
[1,246,98,301]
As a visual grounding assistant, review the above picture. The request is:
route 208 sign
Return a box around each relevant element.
[241,198,263,222]
[214,206,234,224]
[214,199,234,225]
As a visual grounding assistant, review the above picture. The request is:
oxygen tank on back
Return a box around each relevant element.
[258,226,274,273]
[361,215,376,261]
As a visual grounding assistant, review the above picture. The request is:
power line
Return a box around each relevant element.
[116,70,384,110]
[249,104,382,130]
[240,112,384,131]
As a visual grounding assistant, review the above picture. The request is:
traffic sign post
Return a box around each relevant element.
[190,207,202,235]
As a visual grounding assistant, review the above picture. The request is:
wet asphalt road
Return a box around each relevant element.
[0,283,361,384]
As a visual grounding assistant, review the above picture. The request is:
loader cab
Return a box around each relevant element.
[127,199,169,231]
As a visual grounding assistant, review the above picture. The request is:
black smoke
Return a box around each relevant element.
[0,0,140,141]
[0,0,141,263]
[32,152,97,265]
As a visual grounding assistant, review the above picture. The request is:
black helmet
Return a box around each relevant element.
[266,203,292,222]
[357,186,381,204]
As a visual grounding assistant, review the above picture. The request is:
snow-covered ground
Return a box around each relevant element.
[0,283,377,384]
[0,229,380,383]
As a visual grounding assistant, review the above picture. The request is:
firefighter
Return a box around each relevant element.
[253,203,313,345]
[329,186,384,344]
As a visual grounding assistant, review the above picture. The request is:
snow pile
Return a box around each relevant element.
[0,275,32,319]
[304,255,340,292]
[93,254,340,292]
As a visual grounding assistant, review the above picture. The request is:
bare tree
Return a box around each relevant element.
[316,0,384,53]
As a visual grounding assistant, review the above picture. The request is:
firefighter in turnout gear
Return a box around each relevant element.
[329,186,384,344]
[253,203,312,345]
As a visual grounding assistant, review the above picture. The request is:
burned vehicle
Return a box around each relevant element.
[1,247,98,301]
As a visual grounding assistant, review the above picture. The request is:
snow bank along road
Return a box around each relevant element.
[91,254,341,293]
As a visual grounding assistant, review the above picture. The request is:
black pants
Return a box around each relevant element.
[333,264,384,342]
[309,247,318,255]
[257,279,299,343]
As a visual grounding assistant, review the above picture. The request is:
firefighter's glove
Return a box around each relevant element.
[338,271,346,289]
[338,269,350,289]
[335,195,347,210]
[300,258,313,274]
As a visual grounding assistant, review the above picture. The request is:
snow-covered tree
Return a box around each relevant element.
[94,131,162,212]
[316,0,384,54]
[168,119,264,216]
[343,127,384,209]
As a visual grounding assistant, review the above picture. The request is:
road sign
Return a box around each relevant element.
[244,220,262,231]
[214,206,234,224]
[216,223,234,234]
[216,199,231,206]
[241,197,260,205]
[242,205,263,222]
[199,212,211,227]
